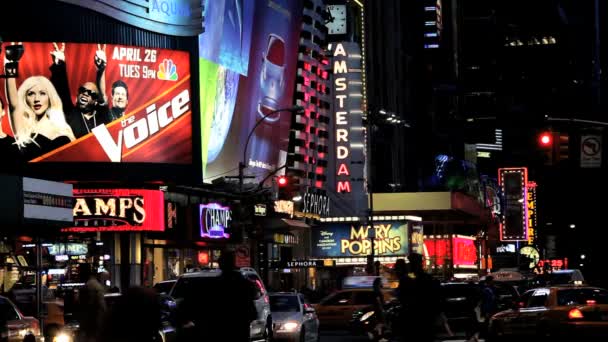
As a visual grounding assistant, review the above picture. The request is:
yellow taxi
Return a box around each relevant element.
[488,285,608,340]
[313,276,395,329]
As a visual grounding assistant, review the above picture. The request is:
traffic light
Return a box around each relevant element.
[538,132,553,147]
[538,131,554,165]
[277,175,288,187]
[556,132,569,161]
[275,174,303,201]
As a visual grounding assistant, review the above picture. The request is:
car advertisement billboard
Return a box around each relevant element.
[0,42,191,164]
[62,189,165,232]
[312,222,409,258]
[199,0,303,181]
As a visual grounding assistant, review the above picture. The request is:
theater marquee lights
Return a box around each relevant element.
[499,167,529,241]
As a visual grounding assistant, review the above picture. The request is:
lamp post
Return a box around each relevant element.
[238,106,304,194]
[366,109,410,275]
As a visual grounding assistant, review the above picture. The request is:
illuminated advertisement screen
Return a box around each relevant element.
[423,236,477,266]
[62,189,165,232]
[199,0,303,181]
[452,237,477,266]
[0,42,191,163]
[312,222,408,257]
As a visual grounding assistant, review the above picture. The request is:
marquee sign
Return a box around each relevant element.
[498,167,528,241]
[63,189,165,232]
[527,181,537,244]
[326,41,367,217]
[312,221,408,257]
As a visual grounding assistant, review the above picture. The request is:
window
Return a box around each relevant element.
[270,295,300,312]
[527,290,548,307]
[0,300,20,321]
[321,291,352,306]
[517,291,532,307]
[557,289,608,306]
[245,274,266,299]
[354,291,378,305]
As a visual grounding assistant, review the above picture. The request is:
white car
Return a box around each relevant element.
[270,292,319,342]
[170,267,272,341]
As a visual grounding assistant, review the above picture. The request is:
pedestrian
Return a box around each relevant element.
[217,250,258,341]
[371,277,387,340]
[76,264,106,342]
[176,251,257,342]
[397,253,440,342]
[479,276,498,337]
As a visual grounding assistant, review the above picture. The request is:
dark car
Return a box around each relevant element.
[440,282,481,330]
[56,292,177,342]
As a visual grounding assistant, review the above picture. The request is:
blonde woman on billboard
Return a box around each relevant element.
[4,44,75,159]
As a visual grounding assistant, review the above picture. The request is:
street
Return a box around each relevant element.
[319,330,484,342]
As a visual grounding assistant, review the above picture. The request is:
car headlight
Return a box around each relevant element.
[281,321,299,332]
[54,332,73,342]
[18,329,30,338]
[360,311,375,322]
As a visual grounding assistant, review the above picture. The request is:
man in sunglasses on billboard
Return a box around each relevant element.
[50,43,111,138]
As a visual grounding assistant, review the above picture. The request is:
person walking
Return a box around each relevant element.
[76,264,106,342]
[397,253,441,342]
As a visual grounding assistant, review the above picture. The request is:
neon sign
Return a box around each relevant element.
[63,189,164,232]
[527,182,537,244]
[333,43,352,193]
[199,203,231,239]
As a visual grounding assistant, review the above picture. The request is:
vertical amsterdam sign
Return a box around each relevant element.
[327,42,367,217]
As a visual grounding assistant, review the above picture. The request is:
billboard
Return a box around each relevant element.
[423,235,477,266]
[62,189,165,232]
[0,42,191,164]
[200,0,303,181]
[312,221,408,257]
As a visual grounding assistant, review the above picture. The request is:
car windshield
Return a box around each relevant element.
[154,281,175,294]
[557,288,608,306]
[0,299,20,321]
[270,295,300,312]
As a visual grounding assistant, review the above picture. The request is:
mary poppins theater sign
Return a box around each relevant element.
[312,222,408,257]
[0,42,191,164]
[63,189,165,232]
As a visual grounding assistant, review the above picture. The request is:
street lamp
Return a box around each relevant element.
[366,108,410,275]
[238,106,304,194]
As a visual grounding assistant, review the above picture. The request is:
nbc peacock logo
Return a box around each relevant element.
[157,59,179,81]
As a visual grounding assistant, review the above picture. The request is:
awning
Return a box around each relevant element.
[370,191,490,224]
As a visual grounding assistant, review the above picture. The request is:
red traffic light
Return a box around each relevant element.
[539,132,553,147]
[277,176,288,186]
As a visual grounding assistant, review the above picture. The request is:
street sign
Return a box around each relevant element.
[581,135,602,168]
[254,204,267,216]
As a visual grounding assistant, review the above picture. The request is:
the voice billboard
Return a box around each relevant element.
[0,42,191,163]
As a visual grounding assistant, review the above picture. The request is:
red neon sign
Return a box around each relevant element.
[62,189,165,232]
